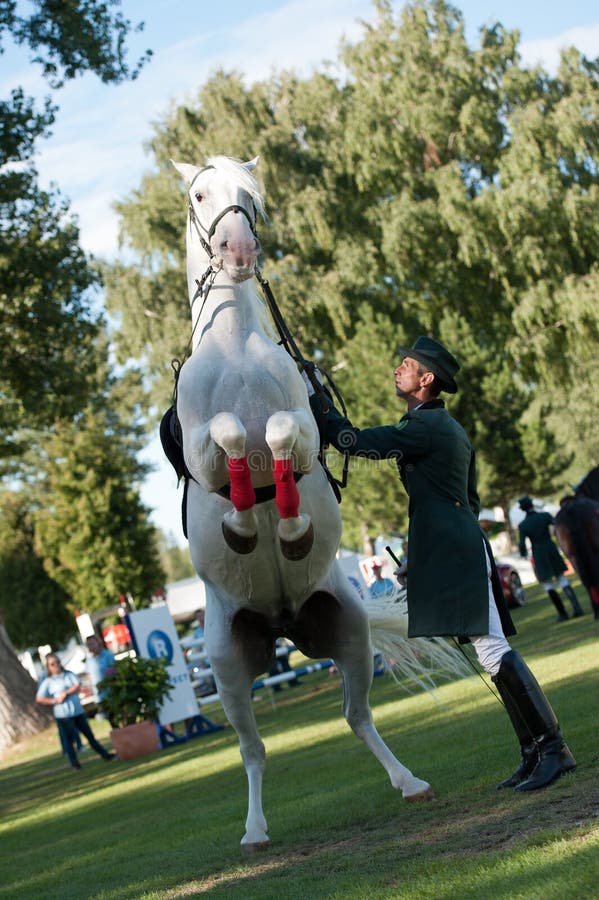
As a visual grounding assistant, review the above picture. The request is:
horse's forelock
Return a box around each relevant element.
[206,155,266,220]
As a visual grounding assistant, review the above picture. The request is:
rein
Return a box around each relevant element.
[170,200,350,498]
[187,166,259,261]
[253,268,349,494]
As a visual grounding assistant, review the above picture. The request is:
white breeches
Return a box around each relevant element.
[469,541,512,677]
[541,575,570,591]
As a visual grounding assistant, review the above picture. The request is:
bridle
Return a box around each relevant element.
[187,165,259,261]
[173,171,350,496]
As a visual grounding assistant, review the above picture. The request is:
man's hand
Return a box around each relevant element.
[394,564,408,587]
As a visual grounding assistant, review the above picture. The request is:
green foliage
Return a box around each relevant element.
[4,0,151,91]
[0,169,102,463]
[105,0,599,535]
[97,655,172,727]
[0,0,152,464]
[32,391,166,612]
[158,534,195,583]
[324,309,410,549]
[0,490,73,648]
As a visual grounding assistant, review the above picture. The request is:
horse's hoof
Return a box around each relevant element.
[279,521,314,561]
[222,521,257,554]
[240,840,270,856]
[405,786,436,803]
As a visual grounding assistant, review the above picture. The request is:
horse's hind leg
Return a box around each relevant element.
[206,611,272,850]
[340,663,434,801]
[295,589,434,802]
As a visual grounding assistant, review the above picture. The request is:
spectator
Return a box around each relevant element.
[193,609,205,642]
[268,639,300,691]
[38,668,83,758]
[517,496,584,621]
[554,495,599,620]
[369,561,396,599]
[36,653,116,770]
[85,634,117,726]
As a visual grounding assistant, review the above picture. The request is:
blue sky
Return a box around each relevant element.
[2,0,598,545]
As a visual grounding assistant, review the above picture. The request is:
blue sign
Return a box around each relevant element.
[146,629,174,662]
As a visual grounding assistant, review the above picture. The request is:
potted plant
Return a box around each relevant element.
[98,655,173,760]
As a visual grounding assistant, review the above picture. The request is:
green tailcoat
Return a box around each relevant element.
[313,395,515,640]
[518,510,566,582]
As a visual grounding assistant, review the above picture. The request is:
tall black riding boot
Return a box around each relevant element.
[547,589,569,622]
[562,585,584,618]
[492,650,576,792]
[491,667,538,789]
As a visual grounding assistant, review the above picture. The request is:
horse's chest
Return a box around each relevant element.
[183,357,290,416]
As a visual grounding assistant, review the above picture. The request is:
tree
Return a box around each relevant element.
[0,169,101,464]
[158,534,195,584]
[0,0,151,462]
[0,610,52,753]
[105,1,598,543]
[33,373,166,613]
[0,0,152,750]
[0,490,73,648]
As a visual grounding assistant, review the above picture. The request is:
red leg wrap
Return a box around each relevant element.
[273,458,300,519]
[227,457,256,511]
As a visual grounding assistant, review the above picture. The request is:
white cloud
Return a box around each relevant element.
[22,0,375,261]
[520,22,599,70]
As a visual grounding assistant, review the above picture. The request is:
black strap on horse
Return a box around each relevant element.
[254,268,350,498]
[162,250,350,512]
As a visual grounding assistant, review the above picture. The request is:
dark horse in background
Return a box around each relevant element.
[554,465,599,620]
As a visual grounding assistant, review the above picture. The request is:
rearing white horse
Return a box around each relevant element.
[170,155,438,851]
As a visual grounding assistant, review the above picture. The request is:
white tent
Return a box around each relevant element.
[165,575,206,623]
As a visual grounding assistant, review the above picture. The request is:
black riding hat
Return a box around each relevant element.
[397,336,460,394]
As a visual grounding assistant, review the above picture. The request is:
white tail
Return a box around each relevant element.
[364,587,472,694]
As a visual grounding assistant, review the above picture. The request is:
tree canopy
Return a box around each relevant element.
[0,490,73,648]
[0,0,156,747]
[105,0,598,547]
[0,0,151,463]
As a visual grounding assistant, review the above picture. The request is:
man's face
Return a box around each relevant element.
[394,357,426,398]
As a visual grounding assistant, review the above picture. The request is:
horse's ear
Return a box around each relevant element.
[243,156,259,171]
[171,160,200,186]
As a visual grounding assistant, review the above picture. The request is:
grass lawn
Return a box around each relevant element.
[1,580,598,899]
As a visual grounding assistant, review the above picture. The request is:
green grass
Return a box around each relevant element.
[2,580,598,899]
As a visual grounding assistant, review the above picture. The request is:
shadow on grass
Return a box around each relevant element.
[1,578,597,898]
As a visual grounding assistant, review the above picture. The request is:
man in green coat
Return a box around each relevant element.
[517,496,583,621]
[306,336,576,793]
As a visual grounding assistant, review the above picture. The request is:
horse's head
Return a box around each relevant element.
[172,156,265,283]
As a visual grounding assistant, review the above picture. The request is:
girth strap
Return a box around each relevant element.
[216,472,303,504]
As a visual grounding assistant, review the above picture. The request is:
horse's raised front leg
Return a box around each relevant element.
[266,410,316,560]
[209,412,258,554]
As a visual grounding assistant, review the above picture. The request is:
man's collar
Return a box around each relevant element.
[412,398,445,411]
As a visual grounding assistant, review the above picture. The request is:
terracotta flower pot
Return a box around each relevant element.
[110,719,159,761]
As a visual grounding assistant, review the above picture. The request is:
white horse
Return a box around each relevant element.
[169,155,451,851]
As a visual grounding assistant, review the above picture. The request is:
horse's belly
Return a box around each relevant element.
[186,471,341,611]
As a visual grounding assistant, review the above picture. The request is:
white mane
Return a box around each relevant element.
[205,155,267,221]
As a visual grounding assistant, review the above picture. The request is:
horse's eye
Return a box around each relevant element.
[194,192,203,202]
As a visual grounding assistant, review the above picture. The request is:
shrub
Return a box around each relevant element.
[97,655,172,728]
